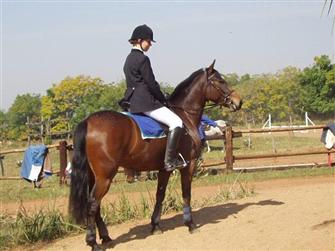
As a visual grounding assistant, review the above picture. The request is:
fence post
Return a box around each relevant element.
[0,155,4,176]
[59,140,67,185]
[328,152,332,167]
[225,126,234,172]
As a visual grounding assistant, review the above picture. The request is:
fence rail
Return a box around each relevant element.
[1,125,334,184]
[220,125,334,171]
[0,141,70,185]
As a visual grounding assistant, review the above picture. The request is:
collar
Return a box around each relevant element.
[132,46,143,52]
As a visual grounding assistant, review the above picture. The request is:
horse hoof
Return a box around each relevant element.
[151,224,163,235]
[186,223,199,234]
[189,226,199,234]
[102,237,114,249]
[91,244,103,251]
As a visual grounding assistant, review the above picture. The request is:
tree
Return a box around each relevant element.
[70,81,127,126]
[0,110,8,141]
[7,94,41,140]
[41,75,105,132]
[299,55,335,114]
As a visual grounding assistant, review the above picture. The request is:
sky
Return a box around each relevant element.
[1,0,334,111]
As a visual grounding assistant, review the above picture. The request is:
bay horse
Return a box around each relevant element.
[69,60,242,251]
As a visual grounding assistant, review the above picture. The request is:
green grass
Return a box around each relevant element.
[0,135,333,204]
[193,166,334,187]
[0,174,254,250]
[0,166,334,203]
[0,207,82,250]
[0,134,333,250]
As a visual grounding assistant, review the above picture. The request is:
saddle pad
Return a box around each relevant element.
[122,112,167,139]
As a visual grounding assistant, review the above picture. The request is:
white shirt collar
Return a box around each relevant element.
[132,46,143,52]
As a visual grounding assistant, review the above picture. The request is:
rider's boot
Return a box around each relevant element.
[164,126,186,172]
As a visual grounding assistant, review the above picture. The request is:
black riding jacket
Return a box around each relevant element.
[123,49,166,113]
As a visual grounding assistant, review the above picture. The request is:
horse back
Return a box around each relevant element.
[85,110,167,171]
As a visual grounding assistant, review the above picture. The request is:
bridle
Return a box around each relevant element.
[205,71,235,110]
[170,69,235,114]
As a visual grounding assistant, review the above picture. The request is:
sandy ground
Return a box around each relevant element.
[15,175,335,251]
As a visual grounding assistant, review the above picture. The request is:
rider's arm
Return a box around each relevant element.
[201,115,217,127]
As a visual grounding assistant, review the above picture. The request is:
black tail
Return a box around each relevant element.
[69,119,89,225]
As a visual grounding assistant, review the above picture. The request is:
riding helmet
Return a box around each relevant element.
[129,24,156,43]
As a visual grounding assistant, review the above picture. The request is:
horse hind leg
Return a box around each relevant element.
[96,206,113,249]
[86,176,114,251]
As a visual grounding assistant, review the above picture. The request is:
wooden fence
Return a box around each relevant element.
[1,125,334,184]
[205,125,335,171]
[0,141,70,185]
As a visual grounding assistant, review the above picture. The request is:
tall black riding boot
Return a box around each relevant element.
[164,126,186,172]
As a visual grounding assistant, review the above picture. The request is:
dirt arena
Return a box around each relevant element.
[20,175,334,251]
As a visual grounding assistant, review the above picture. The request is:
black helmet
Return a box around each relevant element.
[129,24,156,43]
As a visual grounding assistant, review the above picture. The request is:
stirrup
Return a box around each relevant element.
[164,153,188,172]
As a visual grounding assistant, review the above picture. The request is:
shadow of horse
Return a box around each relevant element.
[112,199,284,247]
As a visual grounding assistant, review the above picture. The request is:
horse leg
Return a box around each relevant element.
[150,170,171,234]
[86,176,113,251]
[180,159,198,233]
[96,206,113,249]
[86,183,100,251]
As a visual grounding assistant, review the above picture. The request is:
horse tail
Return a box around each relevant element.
[69,119,89,225]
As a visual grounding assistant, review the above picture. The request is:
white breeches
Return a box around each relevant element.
[144,106,183,131]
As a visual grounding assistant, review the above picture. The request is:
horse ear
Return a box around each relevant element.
[207,60,216,75]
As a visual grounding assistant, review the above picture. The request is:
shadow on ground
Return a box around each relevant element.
[111,199,284,247]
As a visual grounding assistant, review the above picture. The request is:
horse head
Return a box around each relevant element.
[205,60,242,111]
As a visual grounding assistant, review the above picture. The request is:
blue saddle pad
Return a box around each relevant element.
[122,112,167,139]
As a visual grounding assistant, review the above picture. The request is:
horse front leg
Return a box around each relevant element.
[180,159,198,233]
[150,170,171,234]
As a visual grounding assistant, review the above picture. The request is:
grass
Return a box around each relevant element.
[0,174,254,250]
[0,133,333,250]
[0,166,334,203]
[0,206,82,250]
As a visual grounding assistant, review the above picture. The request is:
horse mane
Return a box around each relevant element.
[169,68,204,100]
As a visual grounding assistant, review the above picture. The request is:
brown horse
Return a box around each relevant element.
[69,61,242,251]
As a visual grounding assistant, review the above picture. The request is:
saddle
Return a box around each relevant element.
[123,112,203,156]
[122,112,168,139]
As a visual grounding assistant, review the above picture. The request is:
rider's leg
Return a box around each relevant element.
[144,107,185,171]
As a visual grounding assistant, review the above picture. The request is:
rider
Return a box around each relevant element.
[122,24,185,172]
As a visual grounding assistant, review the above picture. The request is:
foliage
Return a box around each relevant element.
[0,110,9,141]
[299,55,335,115]
[41,75,106,131]
[0,207,82,250]
[218,68,303,126]
[2,54,334,140]
[6,94,41,140]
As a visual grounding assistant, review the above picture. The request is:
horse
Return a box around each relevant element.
[204,119,227,152]
[69,60,242,251]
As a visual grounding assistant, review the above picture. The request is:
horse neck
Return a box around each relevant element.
[170,74,207,126]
